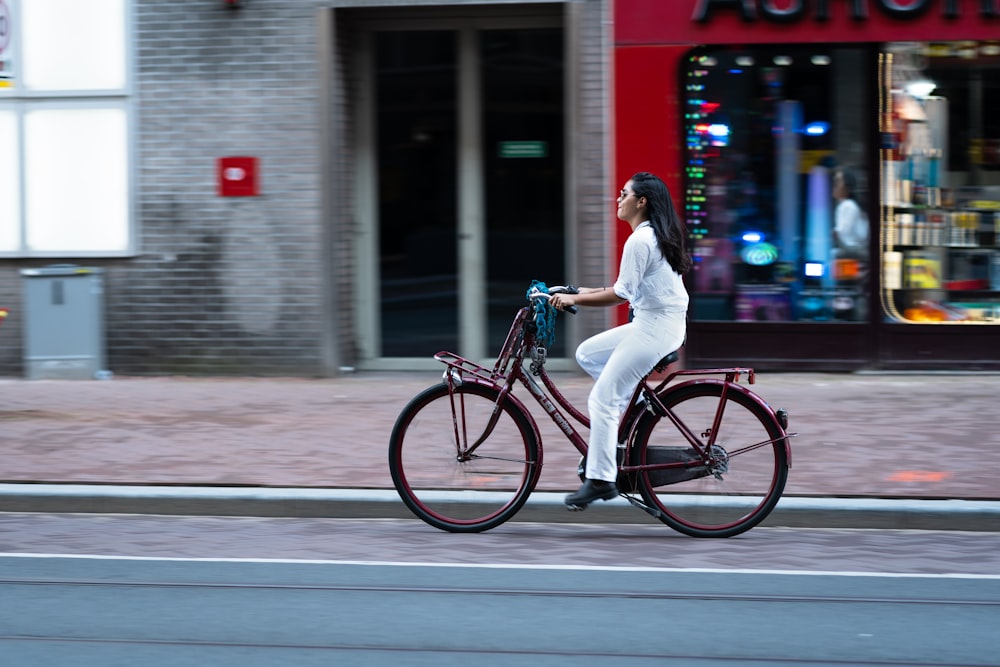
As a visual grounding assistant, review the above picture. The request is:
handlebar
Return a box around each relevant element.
[529,285,578,314]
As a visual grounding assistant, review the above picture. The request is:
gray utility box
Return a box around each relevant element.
[21,265,108,380]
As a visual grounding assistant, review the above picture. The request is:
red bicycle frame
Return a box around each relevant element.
[433,306,792,479]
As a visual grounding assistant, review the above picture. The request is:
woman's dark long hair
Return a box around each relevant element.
[630,172,693,274]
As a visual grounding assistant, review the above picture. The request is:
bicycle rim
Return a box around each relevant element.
[388,382,540,533]
[633,382,788,538]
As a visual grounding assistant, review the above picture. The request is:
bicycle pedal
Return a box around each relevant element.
[565,503,587,512]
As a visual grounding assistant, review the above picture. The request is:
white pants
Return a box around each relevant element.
[575,309,686,483]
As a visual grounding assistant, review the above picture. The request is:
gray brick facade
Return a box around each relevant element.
[0,0,610,376]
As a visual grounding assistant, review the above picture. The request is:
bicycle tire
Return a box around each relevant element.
[388,381,541,533]
[632,381,788,538]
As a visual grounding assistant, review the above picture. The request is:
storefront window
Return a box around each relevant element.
[683,46,870,323]
[880,41,1000,325]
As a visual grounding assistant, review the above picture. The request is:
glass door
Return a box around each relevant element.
[482,28,565,355]
[376,31,458,357]
[371,26,564,361]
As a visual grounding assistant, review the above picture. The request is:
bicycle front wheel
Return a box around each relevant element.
[633,382,788,538]
[388,382,540,533]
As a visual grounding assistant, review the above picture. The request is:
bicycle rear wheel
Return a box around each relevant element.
[388,382,540,533]
[632,382,788,538]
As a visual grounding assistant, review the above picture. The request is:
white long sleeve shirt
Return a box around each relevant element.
[612,221,689,313]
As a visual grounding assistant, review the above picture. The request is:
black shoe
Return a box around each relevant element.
[564,479,618,511]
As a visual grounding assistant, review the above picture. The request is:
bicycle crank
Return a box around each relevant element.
[622,493,663,520]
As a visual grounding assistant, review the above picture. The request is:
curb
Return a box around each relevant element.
[2,484,999,532]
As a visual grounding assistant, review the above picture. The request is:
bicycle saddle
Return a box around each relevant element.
[652,350,680,373]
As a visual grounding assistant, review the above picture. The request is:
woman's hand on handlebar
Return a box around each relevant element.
[547,285,579,313]
[548,291,576,312]
[550,285,625,312]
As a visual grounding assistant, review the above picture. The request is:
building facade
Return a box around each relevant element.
[0,0,612,376]
[2,0,997,376]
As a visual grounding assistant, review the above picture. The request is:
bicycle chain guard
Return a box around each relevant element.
[581,443,729,492]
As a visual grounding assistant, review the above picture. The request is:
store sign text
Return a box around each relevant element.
[693,0,999,23]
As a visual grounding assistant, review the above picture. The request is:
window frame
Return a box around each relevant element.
[0,0,136,259]
[879,41,1000,326]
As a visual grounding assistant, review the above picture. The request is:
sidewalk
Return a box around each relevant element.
[1,371,998,530]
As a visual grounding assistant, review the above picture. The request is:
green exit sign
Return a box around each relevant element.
[498,141,548,158]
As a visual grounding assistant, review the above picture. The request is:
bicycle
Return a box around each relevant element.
[388,283,795,538]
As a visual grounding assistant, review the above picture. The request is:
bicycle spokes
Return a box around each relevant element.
[388,382,540,532]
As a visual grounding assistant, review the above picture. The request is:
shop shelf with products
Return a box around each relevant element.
[879,58,1000,324]
[883,188,1000,323]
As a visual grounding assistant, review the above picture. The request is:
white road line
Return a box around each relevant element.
[2,552,999,579]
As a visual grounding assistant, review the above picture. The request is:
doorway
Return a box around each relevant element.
[359,23,565,365]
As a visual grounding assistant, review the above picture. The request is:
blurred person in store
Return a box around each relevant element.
[832,166,869,261]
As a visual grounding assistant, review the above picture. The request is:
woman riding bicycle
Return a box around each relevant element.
[549,171,692,509]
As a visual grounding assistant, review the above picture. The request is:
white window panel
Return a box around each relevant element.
[22,0,126,91]
[24,105,129,253]
[0,109,19,251]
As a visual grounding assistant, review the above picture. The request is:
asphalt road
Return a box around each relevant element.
[2,553,998,666]
[3,514,1000,665]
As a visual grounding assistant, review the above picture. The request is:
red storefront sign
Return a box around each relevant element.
[616,0,999,45]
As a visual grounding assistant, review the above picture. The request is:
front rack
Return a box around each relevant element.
[433,351,503,384]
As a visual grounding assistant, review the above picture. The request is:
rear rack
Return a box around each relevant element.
[669,367,755,383]
[650,367,756,394]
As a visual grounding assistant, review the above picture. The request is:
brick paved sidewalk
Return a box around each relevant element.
[1,371,998,500]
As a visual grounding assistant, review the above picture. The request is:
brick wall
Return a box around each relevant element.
[568,0,615,342]
[120,0,327,375]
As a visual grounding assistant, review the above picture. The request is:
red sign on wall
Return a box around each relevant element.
[218,156,259,197]
[616,0,1000,46]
